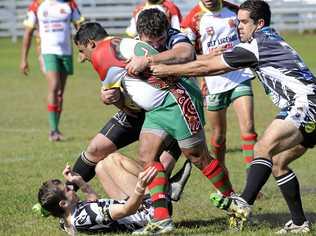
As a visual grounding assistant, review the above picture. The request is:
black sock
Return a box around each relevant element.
[240,158,272,205]
[70,152,97,191]
[275,170,306,225]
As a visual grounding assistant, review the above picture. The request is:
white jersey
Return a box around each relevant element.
[24,0,83,55]
[65,198,153,234]
[182,4,253,94]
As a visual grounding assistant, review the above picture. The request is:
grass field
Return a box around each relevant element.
[1,33,316,236]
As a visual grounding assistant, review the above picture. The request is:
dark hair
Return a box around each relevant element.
[74,22,108,46]
[38,179,66,218]
[136,8,170,38]
[240,0,271,26]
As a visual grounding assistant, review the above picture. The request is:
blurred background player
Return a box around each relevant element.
[37,153,159,235]
[181,0,257,177]
[126,0,181,38]
[20,0,84,141]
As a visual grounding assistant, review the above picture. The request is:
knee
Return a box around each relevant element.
[86,142,104,163]
[272,158,288,177]
[254,139,273,157]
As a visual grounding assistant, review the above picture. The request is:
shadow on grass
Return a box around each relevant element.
[254,212,316,227]
[175,217,228,233]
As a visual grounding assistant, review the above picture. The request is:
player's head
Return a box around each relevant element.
[238,0,271,42]
[74,22,109,62]
[201,0,222,11]
[147,0,164,4]
[38,179,79,218]
[137,8,170,52]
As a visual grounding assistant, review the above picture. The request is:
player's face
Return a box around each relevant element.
[60,184,79,203]
[77,43,93,62]
[140,32,167,52]
[201,0,221,11]
[237,9,258,42]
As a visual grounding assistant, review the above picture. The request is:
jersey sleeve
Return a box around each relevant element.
[180,6,200,44]
[222,39,259,69]
[69,0,85,26]
[23,0,39,29]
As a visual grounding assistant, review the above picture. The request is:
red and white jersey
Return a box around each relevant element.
[24,0,84,55]
[181,1,253,93]
[91,37,168,111]
[126,0,182,37]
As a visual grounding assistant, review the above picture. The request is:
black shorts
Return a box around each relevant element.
[99,110,181,160]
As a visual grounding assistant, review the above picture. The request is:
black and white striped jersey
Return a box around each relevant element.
[222,27,316,109]
[66,198,152,234]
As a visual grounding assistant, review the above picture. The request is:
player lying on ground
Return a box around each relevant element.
[36,153,164,235]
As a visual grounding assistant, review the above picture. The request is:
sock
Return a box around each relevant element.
[71,152,97,191]
[146,162,170,220]
[202,158,234,197]
[240,158,272,205]
[275,170,306,226]
[47,104,58,131]
[56,95,63,130]
[241,133,257,170]
[210,136,226,160]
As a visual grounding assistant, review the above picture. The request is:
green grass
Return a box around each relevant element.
[1,33,316,235]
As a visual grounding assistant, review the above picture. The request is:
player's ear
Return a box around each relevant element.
[59,200,68,209]
[87,39,96,49]
[256,18,265,30]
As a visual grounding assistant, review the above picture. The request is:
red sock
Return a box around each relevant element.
[146,162,170,220]
[202,159,234,197]
[241,133,257,169]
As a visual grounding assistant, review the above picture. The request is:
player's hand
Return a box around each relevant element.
[100,88,121,105]
[20,60,29,76]
[125,56,149,76]
[63,164,83,185]
[150,64,170,78]
[200,78,208,97]
[137,166,158,189]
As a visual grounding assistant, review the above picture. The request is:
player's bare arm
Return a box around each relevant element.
[151,54,232,78]
[63,164,98,202]
[109,166,157,220]
[126,42,194,76]
[20,26,35,76]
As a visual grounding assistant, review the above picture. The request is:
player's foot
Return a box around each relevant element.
[49,131,60,142]
[210,193,251,230]
[169,160,192,201]
[132,218,175,235]
[56,130,64,141]
[276,220,311,234]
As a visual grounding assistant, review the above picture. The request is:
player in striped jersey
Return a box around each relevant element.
[37,153,158,235]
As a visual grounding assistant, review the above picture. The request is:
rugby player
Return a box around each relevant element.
[20,0,84,141]
[181,0,257,174]
[74,21,234,234]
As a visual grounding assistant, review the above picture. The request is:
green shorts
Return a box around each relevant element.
[206,80,253,111]
[142,79,205,141]
[42,54,73,75]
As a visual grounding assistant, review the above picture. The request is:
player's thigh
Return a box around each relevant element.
[255,119,303,157]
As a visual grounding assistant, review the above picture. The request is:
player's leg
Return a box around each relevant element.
[272,145,309,232]
[205,93,228,168]
[71,112,142,186]
[95,152,143,199]
[231,81,256,171]
[43,54,62,141]
[55,55,73,139]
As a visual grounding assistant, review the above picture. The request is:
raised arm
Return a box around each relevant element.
[63,164,98,201]
[109,166,157,220]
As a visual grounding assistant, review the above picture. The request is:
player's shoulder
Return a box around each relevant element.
[181,5,202,26]
[162,0,181,15]
[27,0,43,12]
